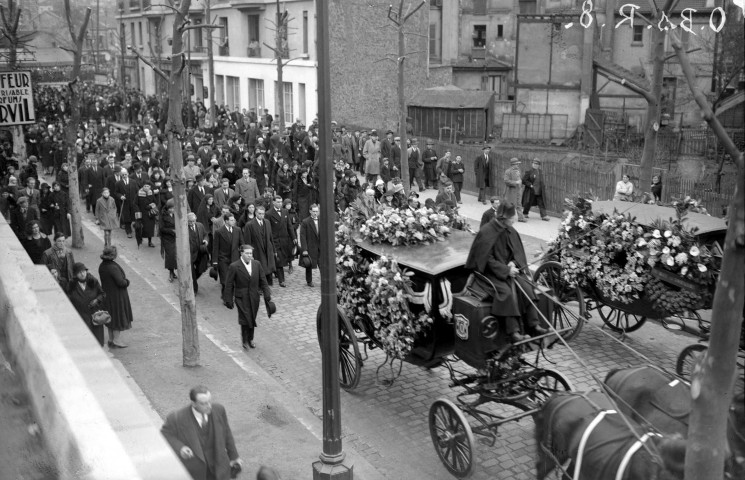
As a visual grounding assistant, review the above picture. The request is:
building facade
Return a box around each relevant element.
[118,0,317,129]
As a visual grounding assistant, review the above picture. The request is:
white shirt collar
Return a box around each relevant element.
[243,260,252,275]
[191,407,207,426]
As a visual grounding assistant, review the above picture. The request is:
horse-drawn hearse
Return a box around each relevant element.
[319,221,587,477]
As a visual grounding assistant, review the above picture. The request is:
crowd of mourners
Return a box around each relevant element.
[0,83,477,331]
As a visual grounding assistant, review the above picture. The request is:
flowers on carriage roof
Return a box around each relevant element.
[359,205,451,246]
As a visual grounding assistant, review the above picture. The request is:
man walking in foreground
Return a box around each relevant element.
[161,386,243,480]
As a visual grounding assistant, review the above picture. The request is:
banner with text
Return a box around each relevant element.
[0,71,36,126]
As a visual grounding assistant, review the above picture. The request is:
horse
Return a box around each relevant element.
[605,365,745,479]
[534,391,687,480]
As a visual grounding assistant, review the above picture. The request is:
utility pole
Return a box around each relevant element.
[128,0,223,366]
[95,0,99,71]
[312,0,353,478]
[206,0,216,128]
[119,12,127,123]
[387,0,426,196]
[186,26,192,128]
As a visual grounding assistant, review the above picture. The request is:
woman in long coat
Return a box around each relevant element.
[67,262,106,347]
[22,220,52,265]
[98,246,133,348]
[136,183,158,247]
[95,188,118,247]
[38,183,56,234]
[295,169,312,220]
[50,182,70,237]
[159,200,178,281]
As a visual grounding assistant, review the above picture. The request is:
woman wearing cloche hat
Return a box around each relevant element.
[66,262,107,347]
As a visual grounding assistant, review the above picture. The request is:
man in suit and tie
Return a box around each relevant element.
[130,162,148,189]
[86,155,106,214]
[265,196,295,288]
[241,205,276,286]
[161,385,243,480]
[20,177,41,211]
[475,145,491,204]
[480,196,501,227]
[213,177,234,210]
[187,213,209,295]
[115,171,140,238]
[299,203,321,287]
[234,168,260,205]
[222,244,272,349]
[212,213,243,293]
[188,174,209,213]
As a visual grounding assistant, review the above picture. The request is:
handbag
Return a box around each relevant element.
[91,310,111,326]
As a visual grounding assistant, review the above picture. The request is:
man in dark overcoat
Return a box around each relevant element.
[222,245,271,349]
[115,170,139,238]
[241,205,276,286]
[86,154,106,214]
[161,386,243,480]
[521,158,549,221]
[188,213,210,295]
[298,203,321,287]
[475,145,491,204]
[212,213,243,293]
[465,202,548,343]
[265,195,296,288]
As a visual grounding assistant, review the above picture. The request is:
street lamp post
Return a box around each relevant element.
[312,0,353,479]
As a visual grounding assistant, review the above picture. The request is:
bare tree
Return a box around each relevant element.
[62,0,92,249]
[129,0,222,366]
[263,0,298,132]
[671,31,745,480]
[0,0,34,162]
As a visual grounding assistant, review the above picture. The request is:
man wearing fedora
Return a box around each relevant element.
[222,244,272,349]
[521,158,549,221]
[422,140,439,189]
[503,158,526,222]
[475,145,491,204]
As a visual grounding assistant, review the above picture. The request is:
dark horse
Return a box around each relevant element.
[605,365,745,479]
[535,391,687,480]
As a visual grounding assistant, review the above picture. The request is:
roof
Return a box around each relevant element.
[716,92,744,115]
[592,201,727,235]
[356,229,475,277]
[408,86,494,110]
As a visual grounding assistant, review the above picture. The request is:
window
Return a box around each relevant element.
[298,83,306,126]
[518,0,537,14]
[247,14,260,57]
[473,25,486,48]
[129,0,140,10]
[473,0,487,15]
[483,75,503,97]
[248,78,264,112]
[302,11,308,54]
[130,23,136,47]
[138,22,143,47]
[215,75,225,106]
[429,16,441,60]
[632,25,643,43]
[218,17,229,56]
[193,18,203,50]
[274,81,293,126]
[226,76,241,110]
[497,24,504,38]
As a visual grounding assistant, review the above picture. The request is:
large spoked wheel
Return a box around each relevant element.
[676,344,708,379]
[429,399,475,478]
[316,307,362,390]
[532,261,586,341]
[525,369,573,408]
[596,304,647,333]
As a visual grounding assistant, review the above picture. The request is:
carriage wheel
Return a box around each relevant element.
[525,369,574,407]
[676,344,708,379]
[429,399,475,478]
[316,307,362,390]
[596,304,647,333]
[532,261,586,341]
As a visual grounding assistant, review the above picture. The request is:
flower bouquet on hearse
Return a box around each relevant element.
[546,195,719,316]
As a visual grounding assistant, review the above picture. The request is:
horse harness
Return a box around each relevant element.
[545,392,664,480]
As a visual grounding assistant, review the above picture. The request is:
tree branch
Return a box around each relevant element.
[602,72,656,103]
[663,47,700,62]
[671,33,743,170]
[127,45,169,81]
[59,45,76,54]
[182,24,223,32]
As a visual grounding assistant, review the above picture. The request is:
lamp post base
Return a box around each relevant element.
[312,456,354,480]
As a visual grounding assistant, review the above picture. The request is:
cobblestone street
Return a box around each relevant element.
[69,212,704,479]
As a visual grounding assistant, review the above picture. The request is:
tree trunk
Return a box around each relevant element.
[167,0,200,367]
[275,0,285,132]
[398,22,409,195]
[671,35,745,480]
[206,0,215,128]
[2,1,27,162]
[63,3,92,249]
[638,24,665,192]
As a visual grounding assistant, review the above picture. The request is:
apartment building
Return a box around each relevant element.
[118,0,317,128]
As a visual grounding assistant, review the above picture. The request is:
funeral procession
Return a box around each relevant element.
[0,0,743,479]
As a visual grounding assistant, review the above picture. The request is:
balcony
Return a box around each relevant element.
[247,44,260,58]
